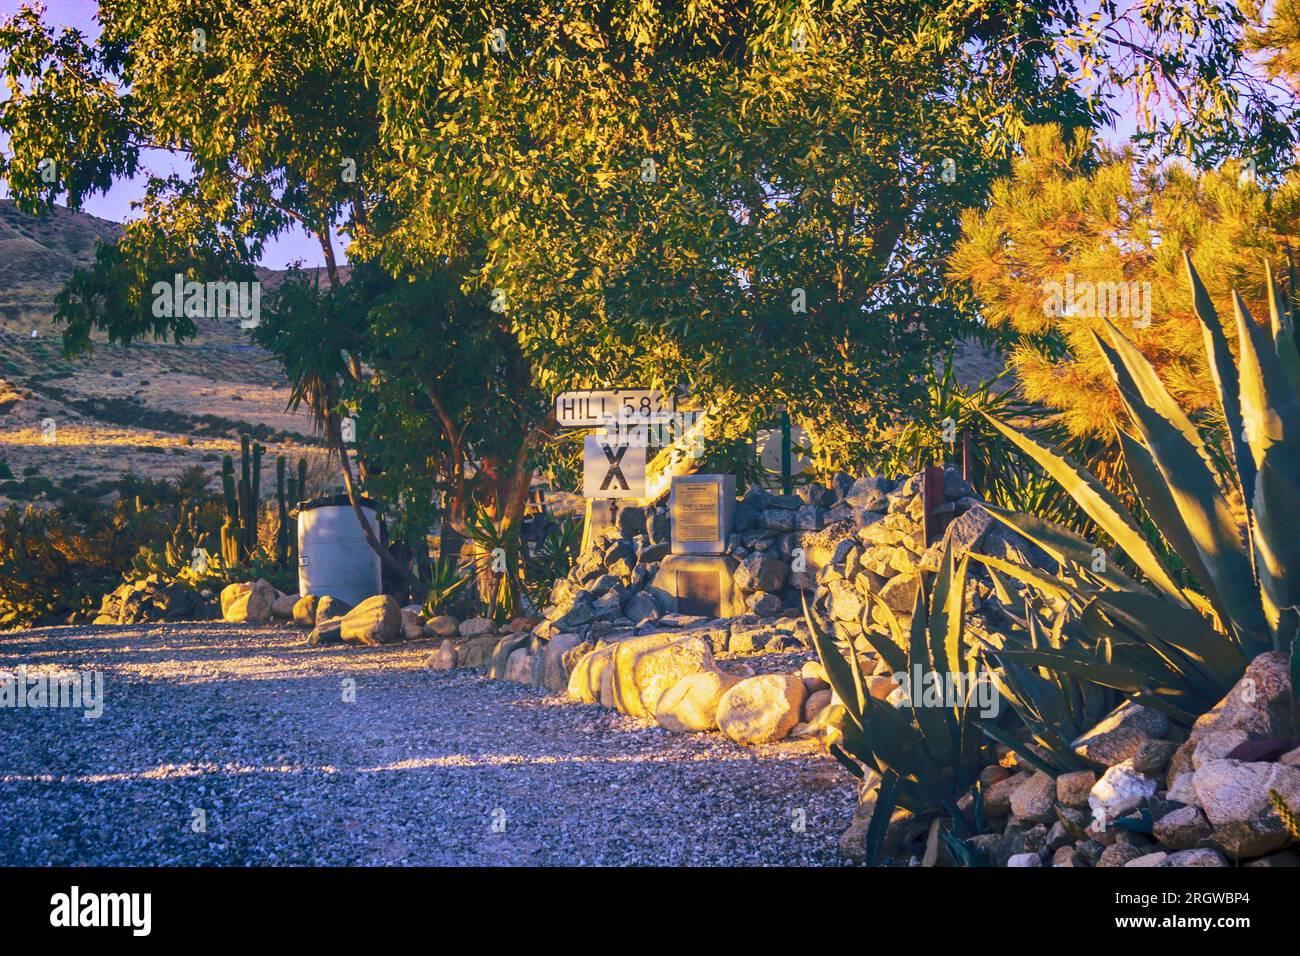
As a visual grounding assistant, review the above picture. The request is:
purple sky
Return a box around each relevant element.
[1,0,1144,270]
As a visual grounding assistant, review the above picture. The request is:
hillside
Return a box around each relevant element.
[0,200,331,508]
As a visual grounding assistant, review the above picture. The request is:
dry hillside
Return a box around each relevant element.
[0,200,331,508]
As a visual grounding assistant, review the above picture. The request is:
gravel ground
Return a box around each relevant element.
[0,622,856,866]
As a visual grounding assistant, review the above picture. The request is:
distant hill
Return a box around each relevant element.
[0,200,330,509]
[0,199,122,334]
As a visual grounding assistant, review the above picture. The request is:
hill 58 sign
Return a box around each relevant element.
[583,435,646,499]
[555,389,673,428]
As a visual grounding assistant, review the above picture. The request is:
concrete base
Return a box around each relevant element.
[650,553,743,618]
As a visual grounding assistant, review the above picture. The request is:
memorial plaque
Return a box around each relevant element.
[670,474,735,555]
[675,569,722,617]
[676,483,719,542]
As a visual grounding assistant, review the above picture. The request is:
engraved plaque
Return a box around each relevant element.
[676,482,720,542]
[676,569,722,618]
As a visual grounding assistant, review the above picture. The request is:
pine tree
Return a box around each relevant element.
[949,124,1300,440]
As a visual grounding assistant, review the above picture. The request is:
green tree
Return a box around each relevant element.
[3,0,1289,601]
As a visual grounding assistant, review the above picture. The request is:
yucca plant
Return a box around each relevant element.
[421,551,472,618]
[805,541,992,863]
[978,255,1299,722]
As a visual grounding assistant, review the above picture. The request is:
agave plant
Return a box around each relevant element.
[977,255,1299,721]
[804,541,992,863]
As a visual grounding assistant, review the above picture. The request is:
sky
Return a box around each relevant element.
[0,0,1146,270]
[0,0,333,268]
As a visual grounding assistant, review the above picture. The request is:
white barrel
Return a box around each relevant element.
[297,496,383,606]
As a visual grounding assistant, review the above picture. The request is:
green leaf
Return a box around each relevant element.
[1184,253,1256,507]
[863,771,901,866]
[981,410,1184,600]
[1115,426,1229,624]
[999,647,1148,693]
[1094,325,1267,644]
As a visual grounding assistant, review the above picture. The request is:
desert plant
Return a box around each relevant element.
[523,515,582,609]
[973,587,1117,774]
[978,255,1299,721]
[420,552,472,619]
[805,542,993,863]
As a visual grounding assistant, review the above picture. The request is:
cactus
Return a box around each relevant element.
[219,433,266,566]
[275,456,290,568]
[220,516,240,569]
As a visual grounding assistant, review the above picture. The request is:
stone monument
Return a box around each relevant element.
[652,475,741,618]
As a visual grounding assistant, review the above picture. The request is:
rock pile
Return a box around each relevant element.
[93,575,218,625]
[533,499,813,654]
[842,652,1300,867]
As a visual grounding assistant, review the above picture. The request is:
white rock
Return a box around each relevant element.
[1089,759,1157,822]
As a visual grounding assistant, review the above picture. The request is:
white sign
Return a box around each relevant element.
[556,389,674,428]
[583,435,647,499]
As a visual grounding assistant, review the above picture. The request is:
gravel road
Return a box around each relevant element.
[0,623,856,866]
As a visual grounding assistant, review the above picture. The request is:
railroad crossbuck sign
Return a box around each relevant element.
[583,435,647,499]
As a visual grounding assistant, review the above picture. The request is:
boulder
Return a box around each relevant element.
[429,639,458,670]
[567,643,618,704]
[1193,758,1300,859]
[1010,772,1057,824]
[825,579,863,622]
[803,688,834,723]
[307,616,343,646]
[655,669,744,732]
[1167,771,1200,807]
[1097,844,1148,867]
[1006,852,1043,867]
[746,592,784,617]
[220,582,251,618]
[1168,650,1295,786]
[611,634,715,717]
[458,635,498,670]
[223,579,277,624]
[487,633,530,679]
[292,594,319,627]
[624,591,660,624]
[459,616,498,638]
[735,553,789,593]
[315,595,351,622]
[539,633,585,694]
[1072,701,1170,767]
[1056,770,1097,810]
[1162,848,1229,867]
[1123,852,1169,867]
[339,595,403,645]
[717,674,806,745]
[270,592,298,619]
[504,648,534,683]
[985,771,1031,817]
[425,615,460,638]
[399,608,425,641]
[878,572,920,614]
[1153,805,1212,850]
[1089,760,1158,822]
